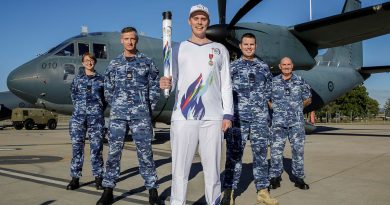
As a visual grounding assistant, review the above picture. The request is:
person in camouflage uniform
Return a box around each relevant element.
[66,52,106,191]
[96,27,162,205]
[269,57,312,190]
[221,33,278,205]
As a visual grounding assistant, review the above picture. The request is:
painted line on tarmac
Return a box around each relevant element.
[0,167,163,204]
[0,148,20,151]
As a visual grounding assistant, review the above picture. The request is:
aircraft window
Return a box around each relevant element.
[93,43,107,59]
[63,64,75,82]
[55,44,74,56]
[47,41,70,54]
[78,43,89,56]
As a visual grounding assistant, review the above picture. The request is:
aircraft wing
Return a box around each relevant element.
[290,2,390,49]
[359,65,390,74]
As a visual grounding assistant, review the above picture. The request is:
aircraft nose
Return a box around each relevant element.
[7,63,39,104]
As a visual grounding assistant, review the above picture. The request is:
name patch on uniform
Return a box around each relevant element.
[127,72,133,79]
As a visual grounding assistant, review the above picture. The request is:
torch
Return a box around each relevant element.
[162,11,172,98]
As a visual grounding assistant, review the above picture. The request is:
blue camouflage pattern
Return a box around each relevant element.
[230,58,272,124]
[270,73,311,127]
[223,58,272,190]
[269,125,305,178]
[102,52,160,189]
[104,52,160,120]
[102,118,158,189]
[224,122,270,190]
[69,72,105,178]
[269,73,311,179]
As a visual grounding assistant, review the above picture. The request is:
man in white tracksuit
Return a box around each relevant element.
[160,4,233,205]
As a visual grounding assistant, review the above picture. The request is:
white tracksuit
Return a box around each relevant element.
[169,40,233,205]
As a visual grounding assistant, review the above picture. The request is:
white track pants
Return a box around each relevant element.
[170,120,223,205]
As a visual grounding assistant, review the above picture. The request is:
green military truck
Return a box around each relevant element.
[11,108,58,130]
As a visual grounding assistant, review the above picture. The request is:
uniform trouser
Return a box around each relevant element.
[102,118,158,189]
[69,115,104,178]
[269,125,306,179]
[170,120,223,205]
[223,121,270,190]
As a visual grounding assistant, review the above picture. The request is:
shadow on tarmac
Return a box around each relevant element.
[313,126,340,133]
[188,158,295,204]
[40,200,56,205]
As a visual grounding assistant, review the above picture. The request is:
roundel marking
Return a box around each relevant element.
[328,81,334,92]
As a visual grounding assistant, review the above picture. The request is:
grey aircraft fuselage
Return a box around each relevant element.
[6,0,390,125]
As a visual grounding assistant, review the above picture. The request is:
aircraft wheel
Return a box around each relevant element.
[14,123,24,130]
[37,124,46,130]
[47,119,57,130]
[24,119,34,130]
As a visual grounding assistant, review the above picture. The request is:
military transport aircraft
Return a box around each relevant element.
[6,0,390,130]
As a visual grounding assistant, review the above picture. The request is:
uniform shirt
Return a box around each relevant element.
[231,57,272,124]
[171,40,233,121]
[104,52,160,120]
[70,72,105,117]
[271,73,311,127]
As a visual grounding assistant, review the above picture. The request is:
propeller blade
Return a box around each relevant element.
[229,0,262,28]
[218,0,226,24]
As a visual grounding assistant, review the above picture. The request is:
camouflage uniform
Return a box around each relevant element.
[69,72,105,178]
[102,52,160,189]
[223,57,273,190]
[269,73,311,179]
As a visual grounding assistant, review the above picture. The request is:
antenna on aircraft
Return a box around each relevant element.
[81,26,88,35]
[309,0,313,20]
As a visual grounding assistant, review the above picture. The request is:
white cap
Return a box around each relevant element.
[189,4,209,17]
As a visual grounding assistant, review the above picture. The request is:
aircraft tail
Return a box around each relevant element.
[320,0,363,68]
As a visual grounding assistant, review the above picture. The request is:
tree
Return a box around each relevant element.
[335,85,368,120]
[315,85,380,122]
[366,98,379,118]
[385,98,390,118]
[332,85,379,120]
[316,101,339,122]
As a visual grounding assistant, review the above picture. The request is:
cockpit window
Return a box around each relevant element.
[47,41,70,54]
[78,43,89,56]
[93,43,107,59]
[63,64,76,83]
[55,44,74,56]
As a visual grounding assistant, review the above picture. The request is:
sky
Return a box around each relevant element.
[1,0,389,107]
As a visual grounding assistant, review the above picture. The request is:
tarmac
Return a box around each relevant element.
[0,122,389,205]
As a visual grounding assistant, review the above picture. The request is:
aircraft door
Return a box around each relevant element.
[63,64,76,84]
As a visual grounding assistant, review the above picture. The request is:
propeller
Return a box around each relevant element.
[207,0,263,51]
[218,0,226,24]
[229,0,262,29]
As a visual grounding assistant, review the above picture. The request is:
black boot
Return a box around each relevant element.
[96,188,113,205]
[66,177,80,190]
[221,188,234,205]
[294,178,310,190]
[148,188,162,205]
[95,177,103,190]
[269,176,281,189]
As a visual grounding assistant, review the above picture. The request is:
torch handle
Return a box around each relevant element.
[162,11,172,98]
